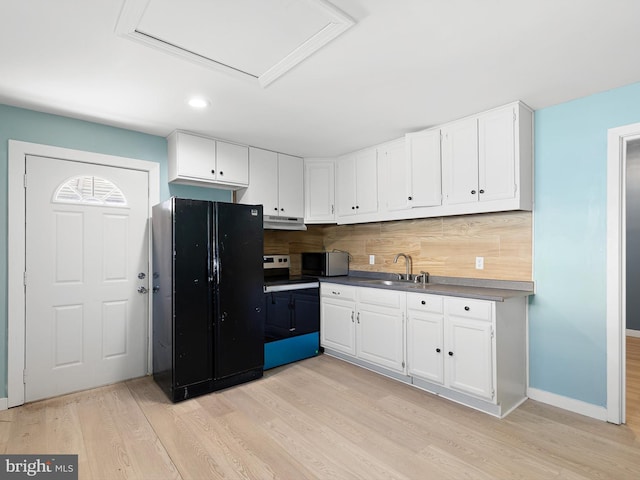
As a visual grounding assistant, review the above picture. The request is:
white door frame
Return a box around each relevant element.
[606,123,640,424]
[7,140,160,408]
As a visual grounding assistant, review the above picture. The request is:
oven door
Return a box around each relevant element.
[264,287,319,342]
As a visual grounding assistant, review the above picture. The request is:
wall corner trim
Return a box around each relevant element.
[527,387,608,422]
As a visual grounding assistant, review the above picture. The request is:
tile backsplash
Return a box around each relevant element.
[264,211,532,281]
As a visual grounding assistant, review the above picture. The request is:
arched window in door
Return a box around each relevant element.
[53,175,128,207]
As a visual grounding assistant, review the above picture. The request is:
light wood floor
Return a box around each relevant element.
[1,352,639,480]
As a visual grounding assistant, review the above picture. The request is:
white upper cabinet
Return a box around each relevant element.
[277,153,304,218]
[405,128,442,208]
[237,147,304,218]
[379,138,410,213]
[441,102,532,212]
[478,106,517,203]
[336,153,356,217]
[336,147,378,220]
[167,131,249,189]
[304,158,335,223]
[215,141,250,186]
[238,147,278,211]
[330,101,531,225]
[441,117,479,205]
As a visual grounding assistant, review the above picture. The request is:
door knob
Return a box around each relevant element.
[137,286,149,294]
[138,272,146,279]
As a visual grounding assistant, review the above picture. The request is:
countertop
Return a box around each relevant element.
[319,272,534,302]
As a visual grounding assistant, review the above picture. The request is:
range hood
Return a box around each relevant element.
[263,214,307,231]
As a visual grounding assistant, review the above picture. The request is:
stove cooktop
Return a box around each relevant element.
[263,276,319,293]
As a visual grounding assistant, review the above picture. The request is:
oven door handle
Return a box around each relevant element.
[289,297,296,332]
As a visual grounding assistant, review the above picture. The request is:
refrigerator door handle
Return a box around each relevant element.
[213,257,220,285]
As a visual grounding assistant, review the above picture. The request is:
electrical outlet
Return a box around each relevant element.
[369,255,375,265]
[475,256,484,270]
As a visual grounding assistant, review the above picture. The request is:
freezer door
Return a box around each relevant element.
[173,199,214,388]
[213,202,265,379]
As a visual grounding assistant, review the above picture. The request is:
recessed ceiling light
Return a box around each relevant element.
[187,97,210,109]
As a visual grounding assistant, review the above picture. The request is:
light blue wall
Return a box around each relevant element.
[530,81,640,406]
[0,103,231,397]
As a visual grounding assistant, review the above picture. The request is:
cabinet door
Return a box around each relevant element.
[336,154,357,217]
[304,158,335,223]
[407,311,444,384]
[441,118,478,205]
[216,141,249,185]
[406,129,442,207]
[277,153,304,218]
[445,316,494,400]
[238,147,278,211]
[356,305,404,373]
[381,139,409,212]
[175,132,216,180]
[320,298,356,355]
[478,106,516,202]
[355,148,378,215]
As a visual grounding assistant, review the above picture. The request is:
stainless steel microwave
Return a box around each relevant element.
[301,252,349,277]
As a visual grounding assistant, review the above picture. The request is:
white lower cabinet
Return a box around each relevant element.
[408,294,496,400]
[356,287,406,373]
[407,292,526,416]
[322,284,527,418]
[320,284,356,355]
[321,283,406,375]
[445,311,494,400]
[406,293,444,384]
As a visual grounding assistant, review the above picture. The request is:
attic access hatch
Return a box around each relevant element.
[115,0,354,87]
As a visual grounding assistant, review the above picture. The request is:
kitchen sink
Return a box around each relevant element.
[358,279,415,287]
[358,278,446,290]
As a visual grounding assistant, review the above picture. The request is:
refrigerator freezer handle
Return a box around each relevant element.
[213,257,220,285]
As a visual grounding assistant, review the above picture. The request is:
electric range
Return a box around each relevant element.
[263,254,320,292]
[262,254,320,369]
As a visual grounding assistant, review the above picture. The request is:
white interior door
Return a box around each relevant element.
[25,155,149,402]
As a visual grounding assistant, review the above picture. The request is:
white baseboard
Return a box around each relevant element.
[527,387,607,421]
[0,398,7,411]
[626,329,640,338]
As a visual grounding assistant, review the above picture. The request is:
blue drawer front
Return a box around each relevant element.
[264,333,320,370]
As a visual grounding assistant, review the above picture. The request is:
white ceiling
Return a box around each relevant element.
[1,0,640,158]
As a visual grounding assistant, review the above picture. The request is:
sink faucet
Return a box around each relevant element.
[393,253,412,280]
[416,271,429,285]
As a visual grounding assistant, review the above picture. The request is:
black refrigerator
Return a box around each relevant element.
[152,198,265,402]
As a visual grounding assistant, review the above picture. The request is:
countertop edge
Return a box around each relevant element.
[318,275,534,302]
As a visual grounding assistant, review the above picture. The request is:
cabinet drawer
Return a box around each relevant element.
[358,286,404,309]
[406,293,443,313]
[446,297,492,321]
[321,283,357,301]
